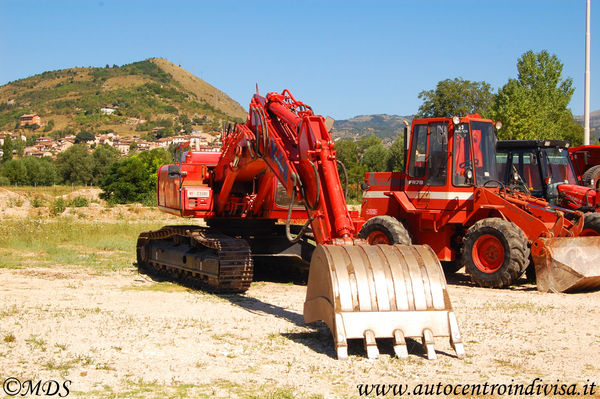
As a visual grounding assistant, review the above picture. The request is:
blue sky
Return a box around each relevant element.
[0,0,597,119]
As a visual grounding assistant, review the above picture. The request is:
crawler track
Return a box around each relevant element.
[136,225,253,292]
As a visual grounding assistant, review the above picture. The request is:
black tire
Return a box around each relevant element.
[524,253,536,283]
[582,165,600,188]
[463,218,529,288]
[442,259,464,274]
[358,215,411,245]
[582,212,600,236]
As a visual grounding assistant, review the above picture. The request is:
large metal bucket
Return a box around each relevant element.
[303,244,464,359]
[532,237,600,293]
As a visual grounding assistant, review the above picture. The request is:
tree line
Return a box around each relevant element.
[334,50,583,190]
[0,144,171,205]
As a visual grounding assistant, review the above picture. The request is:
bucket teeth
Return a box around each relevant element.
[422,329,437,360]
[448,312,465,359]
[304,244,467,360]
[363,330,379,359]
[393,329,409,359]
[336,345,348,360]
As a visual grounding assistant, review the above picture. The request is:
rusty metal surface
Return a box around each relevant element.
[137,226,253,292]
[303,244,464,359]
[532,236,600,293]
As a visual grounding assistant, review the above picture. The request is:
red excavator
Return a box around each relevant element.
[359,115,600,293]
[137,89,464,360]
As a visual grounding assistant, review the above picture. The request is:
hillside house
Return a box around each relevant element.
[20,114,41,127]
[24,146,52,158]
[100,106,118,115]
[0,132,26,146]
[114,138,134,155]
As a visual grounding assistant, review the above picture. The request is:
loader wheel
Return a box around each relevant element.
[581,212,600,236]
[463,218,529,288]
[582,165,600,188]
[358,216,411,245]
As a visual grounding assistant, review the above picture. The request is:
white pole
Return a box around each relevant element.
[584,0,591,145]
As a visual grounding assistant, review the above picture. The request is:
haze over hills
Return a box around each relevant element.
[0,58,246,138]
[332,114,413,143]
[334,111,600,144]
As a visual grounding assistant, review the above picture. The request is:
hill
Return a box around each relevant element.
[335,111,600,145]
[332,114,413,142]
[0,58,247,138]
[574,109,600,144]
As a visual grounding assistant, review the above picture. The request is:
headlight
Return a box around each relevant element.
[452,116,461,125]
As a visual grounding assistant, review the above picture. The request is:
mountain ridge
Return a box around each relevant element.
[0,58,246,138]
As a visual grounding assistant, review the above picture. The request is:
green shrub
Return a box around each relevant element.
[50,198,66,216]
[31,196,45,208]
[67,196,89,207]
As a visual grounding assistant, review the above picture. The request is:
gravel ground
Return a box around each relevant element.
[1,264,599,398]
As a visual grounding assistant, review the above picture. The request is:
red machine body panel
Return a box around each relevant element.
[569,144,600,179]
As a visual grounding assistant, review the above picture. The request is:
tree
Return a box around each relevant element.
[91,144,121,185]
[1,159,27,185]
[362,143,390,172]
[2,135,13,162]
[56,144,93,184]
[15,139,25,158]
[493,50,583,144]
[417,77,495,118]
[386,134,405,172]
[335,139,365,184]
[99,157,152,204]
[22,156,57,186]
[75,131,95,144]
[99,149,170,204]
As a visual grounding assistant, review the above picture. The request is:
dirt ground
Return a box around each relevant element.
[0,188,599,398]
[1,264,599,398]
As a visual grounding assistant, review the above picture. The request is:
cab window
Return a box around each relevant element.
[425,123,448,186]
[408,124,428,178]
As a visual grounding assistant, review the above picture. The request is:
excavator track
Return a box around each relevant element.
[136,225,253,292]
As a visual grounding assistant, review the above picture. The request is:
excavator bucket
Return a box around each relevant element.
[532,237,600,293]
[303,244,465,360]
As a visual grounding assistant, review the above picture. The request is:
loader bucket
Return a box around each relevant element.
[532,237,600,293]
[303,244,464,360]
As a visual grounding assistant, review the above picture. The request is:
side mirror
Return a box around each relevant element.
[324,117,335,133]
[360,182,369,191]
[168,165,181,179]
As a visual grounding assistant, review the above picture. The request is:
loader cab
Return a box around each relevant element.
[406,115,499,191]
[496,140,577,202]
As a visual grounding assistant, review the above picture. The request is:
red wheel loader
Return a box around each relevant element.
[359,115,600,293]
[137,89,464,360]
